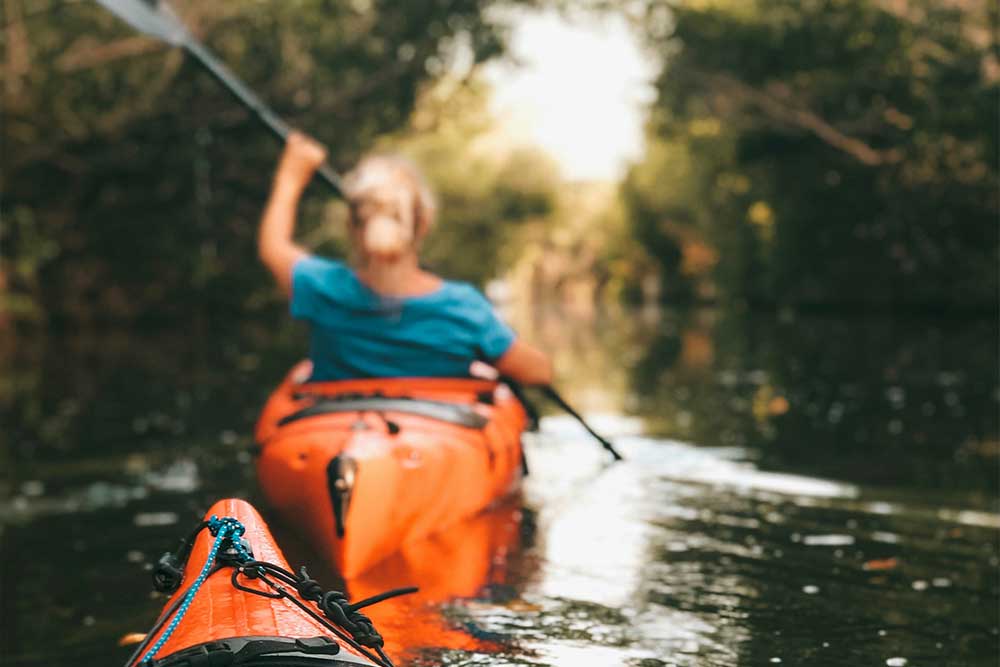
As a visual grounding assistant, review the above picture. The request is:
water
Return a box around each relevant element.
[2,308,998,666]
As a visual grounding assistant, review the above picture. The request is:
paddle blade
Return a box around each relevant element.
[94,0,189,46]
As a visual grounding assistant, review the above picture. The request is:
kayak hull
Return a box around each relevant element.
[255,362,527,578]
[346,499,525,656]
[133,498,374,666]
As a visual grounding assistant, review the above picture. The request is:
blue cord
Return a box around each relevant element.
[140,516,247,666]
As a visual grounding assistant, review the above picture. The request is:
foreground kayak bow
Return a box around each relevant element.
[125,498,414,667]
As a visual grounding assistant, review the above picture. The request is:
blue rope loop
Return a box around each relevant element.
[139,516,247,666]
[208,515,253,562]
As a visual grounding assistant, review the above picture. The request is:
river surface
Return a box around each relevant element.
[2,307,998,666]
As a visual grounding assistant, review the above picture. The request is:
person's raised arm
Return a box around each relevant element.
[495,339,554,386]
[258,132,328,296]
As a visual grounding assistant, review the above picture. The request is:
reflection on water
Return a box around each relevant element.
[513,305,1000,496]
[1,308,998,666]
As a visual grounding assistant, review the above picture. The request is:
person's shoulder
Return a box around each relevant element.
[296,254,350,277]
[292,256,358,307]
[433,280,504,328]
[440,279,492,307]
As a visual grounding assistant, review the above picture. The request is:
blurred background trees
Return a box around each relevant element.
[1,0,547,326]
[621,0,998,310]
[2,0,997,328]
[378,79,562,285]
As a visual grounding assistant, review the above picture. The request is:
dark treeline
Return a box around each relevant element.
[2,0,997,328]
[630,309,999,493]
[1,0,544,327]
[621,0,998,310]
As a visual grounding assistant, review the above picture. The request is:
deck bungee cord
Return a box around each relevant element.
[126,515,416,667]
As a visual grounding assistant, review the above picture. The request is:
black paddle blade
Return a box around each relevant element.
[94,0,189,46]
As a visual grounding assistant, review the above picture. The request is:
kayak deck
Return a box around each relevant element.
[128,498,404,667]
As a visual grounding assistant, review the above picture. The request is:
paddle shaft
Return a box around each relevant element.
[183,40,345,198]
[504,378,624,461]
[541,385,624,461]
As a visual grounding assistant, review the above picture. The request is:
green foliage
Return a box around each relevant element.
[624,0,998,308]
[1,0,541,325]
[379,81,561,284]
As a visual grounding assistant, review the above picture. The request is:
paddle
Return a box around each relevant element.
[504,379,624,462]
[541,385,624,461]
[93,0,345,198]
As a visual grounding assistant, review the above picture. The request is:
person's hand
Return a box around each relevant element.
[469,360,500,380]
[277,131,328,188]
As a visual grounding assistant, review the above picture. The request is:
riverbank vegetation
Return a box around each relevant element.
[619,0,997,310]
[1,0,547,326]
[2,0,996,328]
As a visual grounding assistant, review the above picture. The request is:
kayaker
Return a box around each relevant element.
[258,132,554,385]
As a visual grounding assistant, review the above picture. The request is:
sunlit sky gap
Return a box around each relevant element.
[484,9,658,182]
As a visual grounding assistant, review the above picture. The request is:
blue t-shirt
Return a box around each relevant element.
[290,255,516,381]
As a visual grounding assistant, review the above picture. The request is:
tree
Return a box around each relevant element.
[377,79,561,285]
[623,0,998,308]
[1,0,544,326]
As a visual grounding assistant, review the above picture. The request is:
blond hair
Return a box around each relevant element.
[343,155,436,259]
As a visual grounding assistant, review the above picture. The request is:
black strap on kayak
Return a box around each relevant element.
[328,456,349,538]
[280,395,488,429]
[231,562,416,666]
[151,520,211,593]
[128,517,416,667]
[150,636,354,666]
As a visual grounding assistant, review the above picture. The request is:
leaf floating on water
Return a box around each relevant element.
[119,632,146,646]
[767,396,789,415]
[751,385,789,420]
[503,599,543,612]
[466,598,542,612]
[863,557,899,571]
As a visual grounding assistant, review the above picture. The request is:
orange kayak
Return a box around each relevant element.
[126,498,407,667]
[254,361,528,578]
[348,499,525,661]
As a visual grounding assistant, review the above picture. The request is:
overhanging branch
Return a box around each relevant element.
[710,73,903,167]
